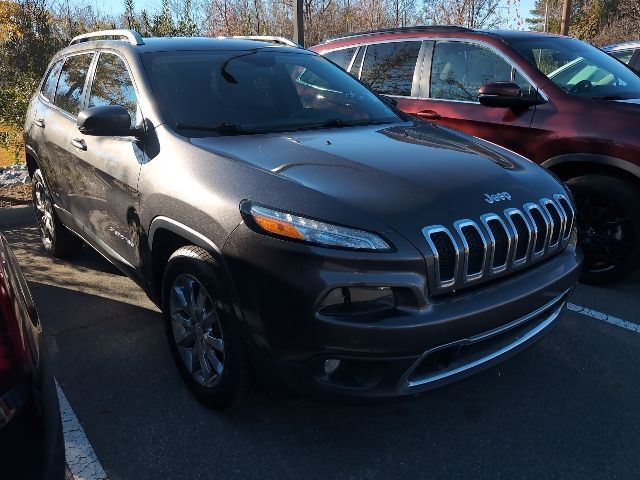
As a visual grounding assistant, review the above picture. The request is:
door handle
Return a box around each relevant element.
[416,110,441,120]
[71,138,87,151]
[34,118,45,128]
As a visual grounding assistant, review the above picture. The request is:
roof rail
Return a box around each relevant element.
[230,35,301,48]
[322,25,472,44]
[69,29,144,46]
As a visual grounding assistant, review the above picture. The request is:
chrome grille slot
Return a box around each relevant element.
[455,220,487,281]
[554,194,574,243]
[525,203,549,259]
[423,226,460,288]
[505,209,530,265]
[541,198,563,250]
[482,215,510,271]
[423,194,576,294]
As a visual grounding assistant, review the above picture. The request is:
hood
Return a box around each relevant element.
[190,122,565,244]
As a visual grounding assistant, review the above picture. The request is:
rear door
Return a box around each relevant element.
[410,40,541,157]
[352,40,426,114]
[78,51,145,270]
[48,52,95,222]
[29,59,64,195]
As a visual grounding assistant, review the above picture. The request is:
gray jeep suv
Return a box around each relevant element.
[24,30,581,408]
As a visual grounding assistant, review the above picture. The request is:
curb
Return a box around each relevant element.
[0,205,34,228]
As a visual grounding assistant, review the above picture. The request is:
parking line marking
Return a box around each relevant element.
[567,303,640,334]
[55,380,108,480]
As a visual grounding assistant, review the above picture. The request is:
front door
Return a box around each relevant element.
[77,51,145,270]
[410,40,541,158]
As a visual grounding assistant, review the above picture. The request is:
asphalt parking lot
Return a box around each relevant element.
[2,214,640,480]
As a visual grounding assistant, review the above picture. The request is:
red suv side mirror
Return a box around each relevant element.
[478,82,543,109]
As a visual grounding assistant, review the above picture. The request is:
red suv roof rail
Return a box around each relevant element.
[321,25,473,44]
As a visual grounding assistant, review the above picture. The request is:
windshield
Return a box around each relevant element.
[141,49,401,135]
[510,37,640,100]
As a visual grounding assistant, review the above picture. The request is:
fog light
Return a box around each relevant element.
[324,358,341,375]
[319,287,395,317]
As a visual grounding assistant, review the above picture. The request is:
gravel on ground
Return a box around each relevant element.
[0,183,32,208]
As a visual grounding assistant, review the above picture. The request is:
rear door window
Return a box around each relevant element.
[324,48,357,71]
[89,52,139,126]
[54,53,94,116]
[360,41,422,96]
[41,60,63,103]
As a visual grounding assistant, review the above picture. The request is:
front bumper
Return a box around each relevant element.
[223,223,582,398]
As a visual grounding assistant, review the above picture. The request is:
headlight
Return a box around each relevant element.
[242,203,391,251]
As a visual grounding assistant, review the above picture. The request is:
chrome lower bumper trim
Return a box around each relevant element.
[400,289,571,390]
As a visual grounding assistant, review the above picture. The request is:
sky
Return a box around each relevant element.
[84,0,538,30]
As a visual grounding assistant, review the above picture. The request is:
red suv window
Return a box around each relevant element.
[360,41,422,96]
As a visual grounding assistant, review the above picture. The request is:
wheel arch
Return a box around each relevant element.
[25,145,39,177]
[543,154,640,189]
[147,217,245,323]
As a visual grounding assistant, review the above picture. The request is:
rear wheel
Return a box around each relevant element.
[162,246,249,409]
[32,169,82,258]
[566,174,640,284]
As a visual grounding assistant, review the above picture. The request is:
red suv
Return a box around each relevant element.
[311,27,640,284]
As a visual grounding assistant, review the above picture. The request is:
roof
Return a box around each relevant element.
[602,40,640,52]
[479,29,566,41]
[63,30,306,55]
[320,26,567,45]
[136,37,303,53]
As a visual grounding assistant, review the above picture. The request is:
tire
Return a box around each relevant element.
[566,174,640,285]
[31,169,83,258]
[162,245,250,409]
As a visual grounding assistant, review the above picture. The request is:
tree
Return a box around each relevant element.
[422,0,517,29]
[526,0,563,32]
[123,0,140,31]
[151,0,175,36]
[176,0,200,36]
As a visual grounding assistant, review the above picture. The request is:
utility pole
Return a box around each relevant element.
[543,0,549,32]
[560,0,572,35]
[293,0,304,47]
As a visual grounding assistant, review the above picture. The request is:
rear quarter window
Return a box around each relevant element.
[41,60,63,103]
[324,48,357,71]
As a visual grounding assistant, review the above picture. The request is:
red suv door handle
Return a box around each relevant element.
[416,110,441,120]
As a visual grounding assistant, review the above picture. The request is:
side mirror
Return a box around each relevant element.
[77,105,134,137]
[478,82,543,109]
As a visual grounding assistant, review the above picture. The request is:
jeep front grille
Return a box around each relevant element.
[423,194,575,293]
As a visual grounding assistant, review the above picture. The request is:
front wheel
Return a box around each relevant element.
[566,174,640,284]
[162,246,250,409]
[32,169,83,258]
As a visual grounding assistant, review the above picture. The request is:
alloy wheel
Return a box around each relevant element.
[169,273,225,387]
[34,177,54,250]
[574,191,635,273]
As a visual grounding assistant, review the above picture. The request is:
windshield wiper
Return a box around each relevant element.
[592,95,625,100]
[288,119,396,131]
[175,122,264,135]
